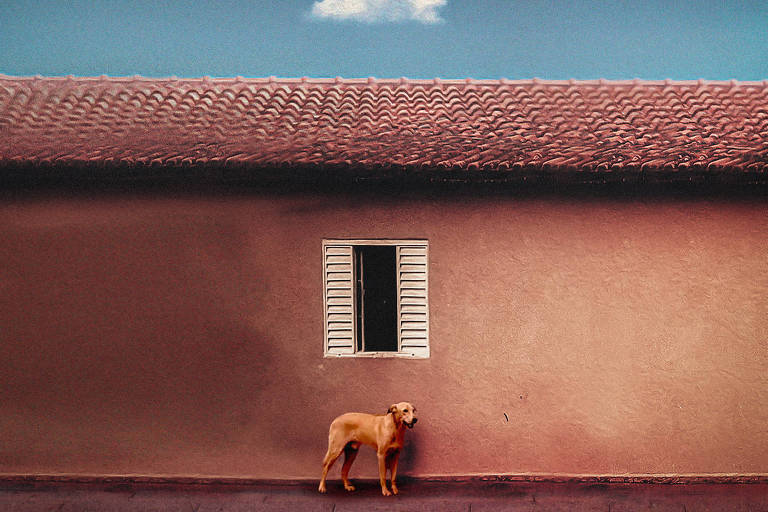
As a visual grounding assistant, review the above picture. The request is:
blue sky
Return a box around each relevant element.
[1,0,767,80]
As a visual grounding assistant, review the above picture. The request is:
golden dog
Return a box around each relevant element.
[318,402,417,496]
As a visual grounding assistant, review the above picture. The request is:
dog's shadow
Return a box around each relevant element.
[317,478,417,497]
[398,428,421,474]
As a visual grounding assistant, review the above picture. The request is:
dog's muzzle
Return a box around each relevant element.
[405,418,418,429]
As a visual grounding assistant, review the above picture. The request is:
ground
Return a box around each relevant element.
[1,480,767,511]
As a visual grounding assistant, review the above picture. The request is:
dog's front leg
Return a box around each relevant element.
[377,452,391,496]
[388,452,400,495]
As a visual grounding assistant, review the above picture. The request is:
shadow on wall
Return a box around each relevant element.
[399,427,422,475]
[0,203,293,473]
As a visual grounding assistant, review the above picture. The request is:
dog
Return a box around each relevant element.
[318,402,417,496]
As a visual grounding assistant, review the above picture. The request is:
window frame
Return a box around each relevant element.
[322,239,430,359]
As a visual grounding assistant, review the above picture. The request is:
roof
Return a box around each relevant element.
[1,75,767,181]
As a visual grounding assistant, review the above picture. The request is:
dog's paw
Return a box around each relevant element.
[381,488,392,496]
[391,486,399,495]
[318,485,327,494]
[344,484,356,492]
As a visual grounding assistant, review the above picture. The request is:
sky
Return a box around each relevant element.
[1,0,767,80]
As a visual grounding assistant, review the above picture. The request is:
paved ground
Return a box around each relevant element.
[1,480,767,511]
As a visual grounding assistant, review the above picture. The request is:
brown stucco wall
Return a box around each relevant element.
[0,189,766,479]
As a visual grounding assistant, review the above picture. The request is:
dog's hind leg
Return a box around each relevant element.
[340,442,360,491]
[318,442,344,493]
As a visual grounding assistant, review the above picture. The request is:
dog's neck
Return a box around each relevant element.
[388,412,405,430]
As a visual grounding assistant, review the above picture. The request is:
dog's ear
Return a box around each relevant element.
[388,404,398,415]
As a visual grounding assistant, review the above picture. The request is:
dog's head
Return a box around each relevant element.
[388,402,418,429]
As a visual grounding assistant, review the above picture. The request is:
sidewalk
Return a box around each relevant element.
[1,479,767,511]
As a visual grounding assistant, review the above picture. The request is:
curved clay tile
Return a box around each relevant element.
[1,76,767,178]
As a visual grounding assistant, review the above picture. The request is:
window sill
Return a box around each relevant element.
[324,351,429,359]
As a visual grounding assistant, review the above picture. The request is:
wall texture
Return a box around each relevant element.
[0,190,766,479]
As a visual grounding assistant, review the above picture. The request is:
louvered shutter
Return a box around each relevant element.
[397,243,429,358]
[324,244,355,356]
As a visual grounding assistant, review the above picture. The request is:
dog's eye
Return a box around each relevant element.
[404,409,409,413]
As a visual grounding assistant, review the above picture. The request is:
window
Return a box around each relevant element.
[323,239,429,358]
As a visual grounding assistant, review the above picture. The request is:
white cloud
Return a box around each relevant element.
[310,0,447,24]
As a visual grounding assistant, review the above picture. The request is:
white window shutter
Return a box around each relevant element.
[324,244,355,356]
[397,244,429,358]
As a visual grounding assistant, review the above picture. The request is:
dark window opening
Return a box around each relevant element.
[355,245,397,352]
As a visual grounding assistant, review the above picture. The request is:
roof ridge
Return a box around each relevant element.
[1,74,768,87]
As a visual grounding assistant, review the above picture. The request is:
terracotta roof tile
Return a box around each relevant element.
[1,76,767,176]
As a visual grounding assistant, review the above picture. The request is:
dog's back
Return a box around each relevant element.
[329,412,382,447]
